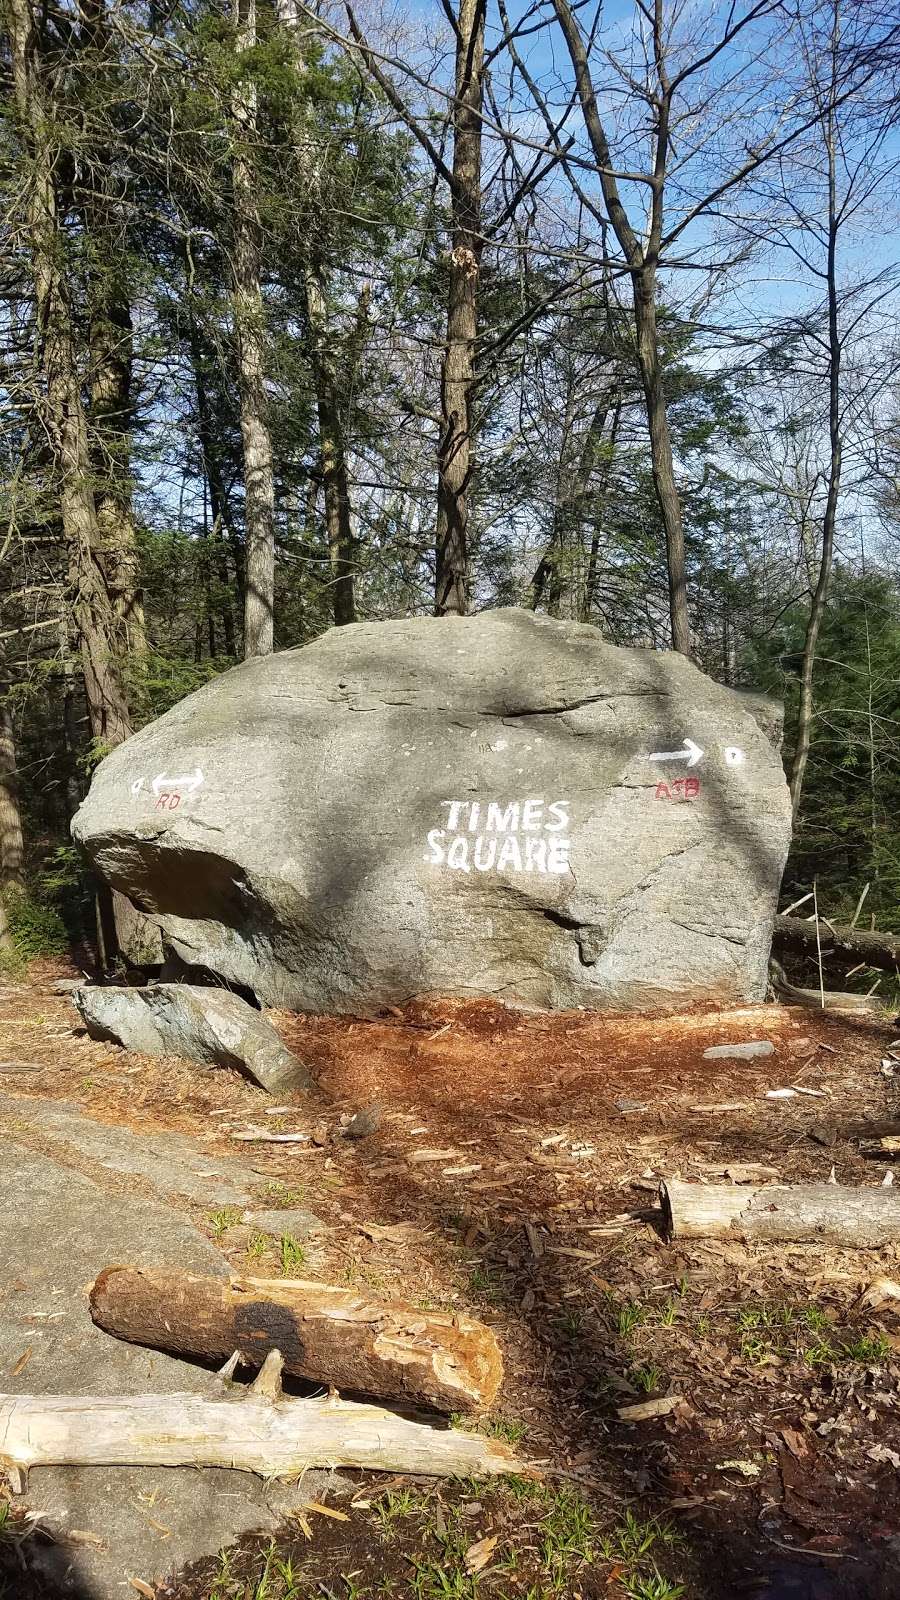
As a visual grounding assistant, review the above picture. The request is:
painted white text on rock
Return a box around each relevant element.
[424,799,571,876]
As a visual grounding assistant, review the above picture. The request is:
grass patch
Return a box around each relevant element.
[185,1481,686,1600]
[630,1363,664,1395]
[209,1206,242,1239]
[733,1300,890,1369]
[265,1182,307,1208]
[482,1415,526,1445]
[279,1234,306,1275]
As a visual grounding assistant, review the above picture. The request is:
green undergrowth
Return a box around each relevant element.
[191,1478,685,1600]
[735,1301,891,1368]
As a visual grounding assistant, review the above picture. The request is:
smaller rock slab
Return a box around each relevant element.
[240,1208,325,1239]
[73,983,312,1095]
[703,1040,775,1061]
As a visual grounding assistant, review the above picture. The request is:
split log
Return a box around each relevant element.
[773,916,900,977]
[90,1266,501,1415]
[0,1350,522,1490]
[660,1179,900,1247]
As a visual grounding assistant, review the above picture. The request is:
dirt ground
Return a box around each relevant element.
[3,964,900,1599]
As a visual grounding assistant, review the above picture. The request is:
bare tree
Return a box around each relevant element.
[515,0,878,655]
[780,0,894,815]
[432,0,486,615]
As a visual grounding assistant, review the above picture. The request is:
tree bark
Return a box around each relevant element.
[185,291,240,653]
[434,0,485,617]
[632,278,690,655]
[80,0,146,663]
[303,264,356,626]
[90,1266,503,1414]
[772,914,900,974]
[0,1352,520,1490]
[550,0,692,655]
[4,0,132,751]
[232,0,276,657]
[0,702,25,951]
[787,79,841,816]
[660,1179,900,1246]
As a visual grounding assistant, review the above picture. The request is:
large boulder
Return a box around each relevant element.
[72,609,792,1013]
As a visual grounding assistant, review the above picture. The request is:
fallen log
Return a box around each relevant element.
[769,959,883,1014]
[660,1179,900,1247]
[859,1136,900,1158]
[773,916,900,978]
[90,1266,501,1415]
[0,1350,522,1491]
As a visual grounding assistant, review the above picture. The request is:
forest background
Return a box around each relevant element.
[2,0,900,973]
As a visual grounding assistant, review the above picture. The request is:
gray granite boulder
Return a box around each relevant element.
[72,982,311,1093]
[72,609,792,1013]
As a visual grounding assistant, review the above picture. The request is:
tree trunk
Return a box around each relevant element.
[4,0,132,751]
[90,1266,503,1414]
[186,297,240,652]
[582,401,621,622]
[660,1179,900,1246]
[59,621,85,818]
[232,0,276,657]
[303,264,356,626]
[0,1352,521,1491]
[0,702,25,951]
[434,0,485,617]
[788,90,841,817]
[632,275,691,656]
[80,0,146,663]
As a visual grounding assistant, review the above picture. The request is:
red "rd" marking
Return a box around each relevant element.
[655,777,700,801]
[155,792,182,810]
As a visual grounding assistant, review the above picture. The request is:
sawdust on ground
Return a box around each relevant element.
[2,964,900,1597]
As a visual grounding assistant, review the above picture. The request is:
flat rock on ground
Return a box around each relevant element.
[0,1090,260,1206]
[240,1207,325,1238]
[0,1140,336,1597]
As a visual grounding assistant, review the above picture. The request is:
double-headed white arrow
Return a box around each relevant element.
[646,737,704,768]
[152,767,205,796]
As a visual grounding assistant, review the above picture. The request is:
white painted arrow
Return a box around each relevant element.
[151,767,204,796]
[646,738,704,768]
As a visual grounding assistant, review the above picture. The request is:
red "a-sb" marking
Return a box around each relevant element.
[655,777,700,801]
